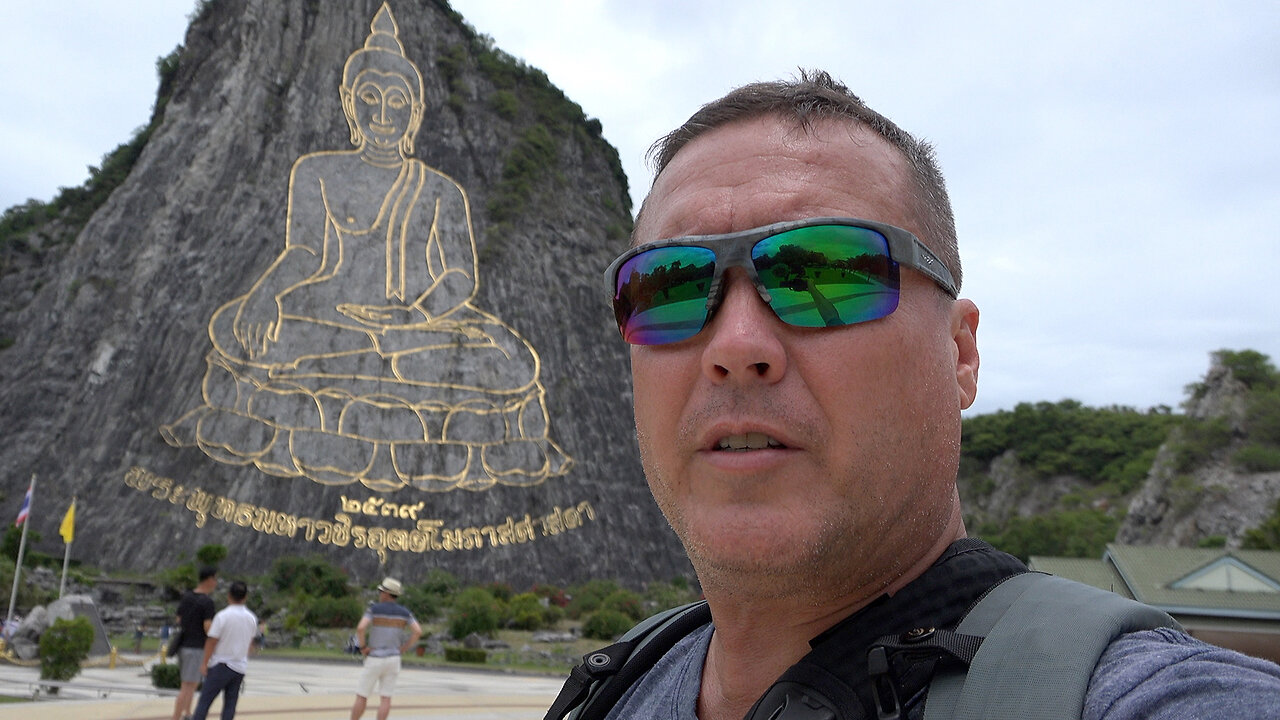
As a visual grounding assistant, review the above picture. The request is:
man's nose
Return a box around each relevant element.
[700,268,787,384]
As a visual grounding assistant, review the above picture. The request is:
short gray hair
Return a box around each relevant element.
[641,69,961,289]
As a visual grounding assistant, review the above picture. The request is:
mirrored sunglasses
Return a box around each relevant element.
[604,217,957,346]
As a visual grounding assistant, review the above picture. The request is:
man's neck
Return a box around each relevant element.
[695,523,966,720]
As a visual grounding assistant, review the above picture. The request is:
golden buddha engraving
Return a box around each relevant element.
[162,4,572,492]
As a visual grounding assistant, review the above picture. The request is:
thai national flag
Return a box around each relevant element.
[14,483,31,526]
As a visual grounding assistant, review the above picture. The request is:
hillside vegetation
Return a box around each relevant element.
[960,349,1280,560]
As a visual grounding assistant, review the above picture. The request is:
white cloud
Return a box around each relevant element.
[4,0,1277,415]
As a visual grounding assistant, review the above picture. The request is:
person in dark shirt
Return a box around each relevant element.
[171,566,217,720]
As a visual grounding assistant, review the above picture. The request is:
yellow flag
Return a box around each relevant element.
[60,499,75,544]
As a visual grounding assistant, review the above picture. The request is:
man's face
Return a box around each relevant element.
[629,115,979,600]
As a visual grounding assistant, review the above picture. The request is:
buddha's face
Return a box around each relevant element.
[346,69,419,149]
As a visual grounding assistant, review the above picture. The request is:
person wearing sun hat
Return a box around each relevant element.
[349,576,421,720]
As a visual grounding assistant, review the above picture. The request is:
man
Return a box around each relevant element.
[578,71,1280,719]
[192,580,258,720]
[172,566,217,720]
[350,577,423,720]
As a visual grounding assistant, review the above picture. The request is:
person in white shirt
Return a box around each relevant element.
[192,580,258,720]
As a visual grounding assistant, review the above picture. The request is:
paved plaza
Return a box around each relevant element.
[0,654,564,720]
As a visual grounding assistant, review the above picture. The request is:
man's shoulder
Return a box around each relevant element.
[1085,628,1280,719]
[368,601,414,618]
[225,604,258,623]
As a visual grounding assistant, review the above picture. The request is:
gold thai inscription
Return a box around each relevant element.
[124,466,595,563]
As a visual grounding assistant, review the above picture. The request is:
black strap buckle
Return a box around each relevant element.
[543,641,636,720]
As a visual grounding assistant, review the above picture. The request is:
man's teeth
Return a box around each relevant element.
[717,432,783,451]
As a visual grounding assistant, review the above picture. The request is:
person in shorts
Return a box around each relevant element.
[350,577,422,720]
[172,566,217,720]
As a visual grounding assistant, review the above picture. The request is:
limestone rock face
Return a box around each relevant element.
[1119,357,1280,548]
[0,0,690,588]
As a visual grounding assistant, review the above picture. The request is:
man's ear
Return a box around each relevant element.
[950,299,980,410]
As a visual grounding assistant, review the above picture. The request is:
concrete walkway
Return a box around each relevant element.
[0,655,564,720]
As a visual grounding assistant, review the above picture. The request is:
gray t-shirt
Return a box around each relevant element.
[603,624,1280,719]
[1085,627,1280,719]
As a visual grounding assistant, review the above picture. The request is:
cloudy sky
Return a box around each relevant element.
[3,1,1277,416]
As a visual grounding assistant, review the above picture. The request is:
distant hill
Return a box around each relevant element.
[960,349,1280,559]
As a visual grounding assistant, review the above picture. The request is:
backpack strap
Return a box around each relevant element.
[923,572,1181,720]
[545,600,712,720]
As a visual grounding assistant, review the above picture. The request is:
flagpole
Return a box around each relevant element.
[6,474,34,630]
[58,496,75,598]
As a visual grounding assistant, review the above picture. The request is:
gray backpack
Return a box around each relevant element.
[546,572,1180,720]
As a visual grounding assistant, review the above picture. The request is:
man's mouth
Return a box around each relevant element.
[716,432,785,451]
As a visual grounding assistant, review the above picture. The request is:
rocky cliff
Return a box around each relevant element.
[1118,357,1280,547]
[0,0,690,588]
[957,353,1280,551]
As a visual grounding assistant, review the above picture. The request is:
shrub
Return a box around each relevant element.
[506,592,546,630]
[1244,499,1280,550]
[1235,444,1280,473]
[566,579,621,619]
[643,581,699,614]
[400,585,442,622]
[444,646,487,663]
[1172,418,1232,472]
[484,582,514,602]
[531,583,568,607]
[303,595,363,628]
[582,609,633,641]
[1217,349,1278,391]
[269,555,350,598]
[151,661,181,689]
[195,544,227,567]
[1246,388,1280,445]
[449,587,503,639]
[600,590,645,622]
[156,562,197,598]
[39,616,94,684]
[419,568,460,597]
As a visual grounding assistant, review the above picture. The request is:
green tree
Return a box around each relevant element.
[39,616,95,685]
[449,587,504,639]
[1216,349,1278,391]
[960,400,1176,486]
[566,579,621,619]
[600,589,645,622]
[2,525,41,562]
[195,544,228,567]
[979,509,1120,562]
[302,595,364,628]
[269,555,350,597]
[506,592,554,631]
[157,562,198,598]
[582,609,633,641]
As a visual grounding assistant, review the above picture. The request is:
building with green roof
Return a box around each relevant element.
[1030,544,1280,662]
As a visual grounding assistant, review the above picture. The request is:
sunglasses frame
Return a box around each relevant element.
[604,216,958,341]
